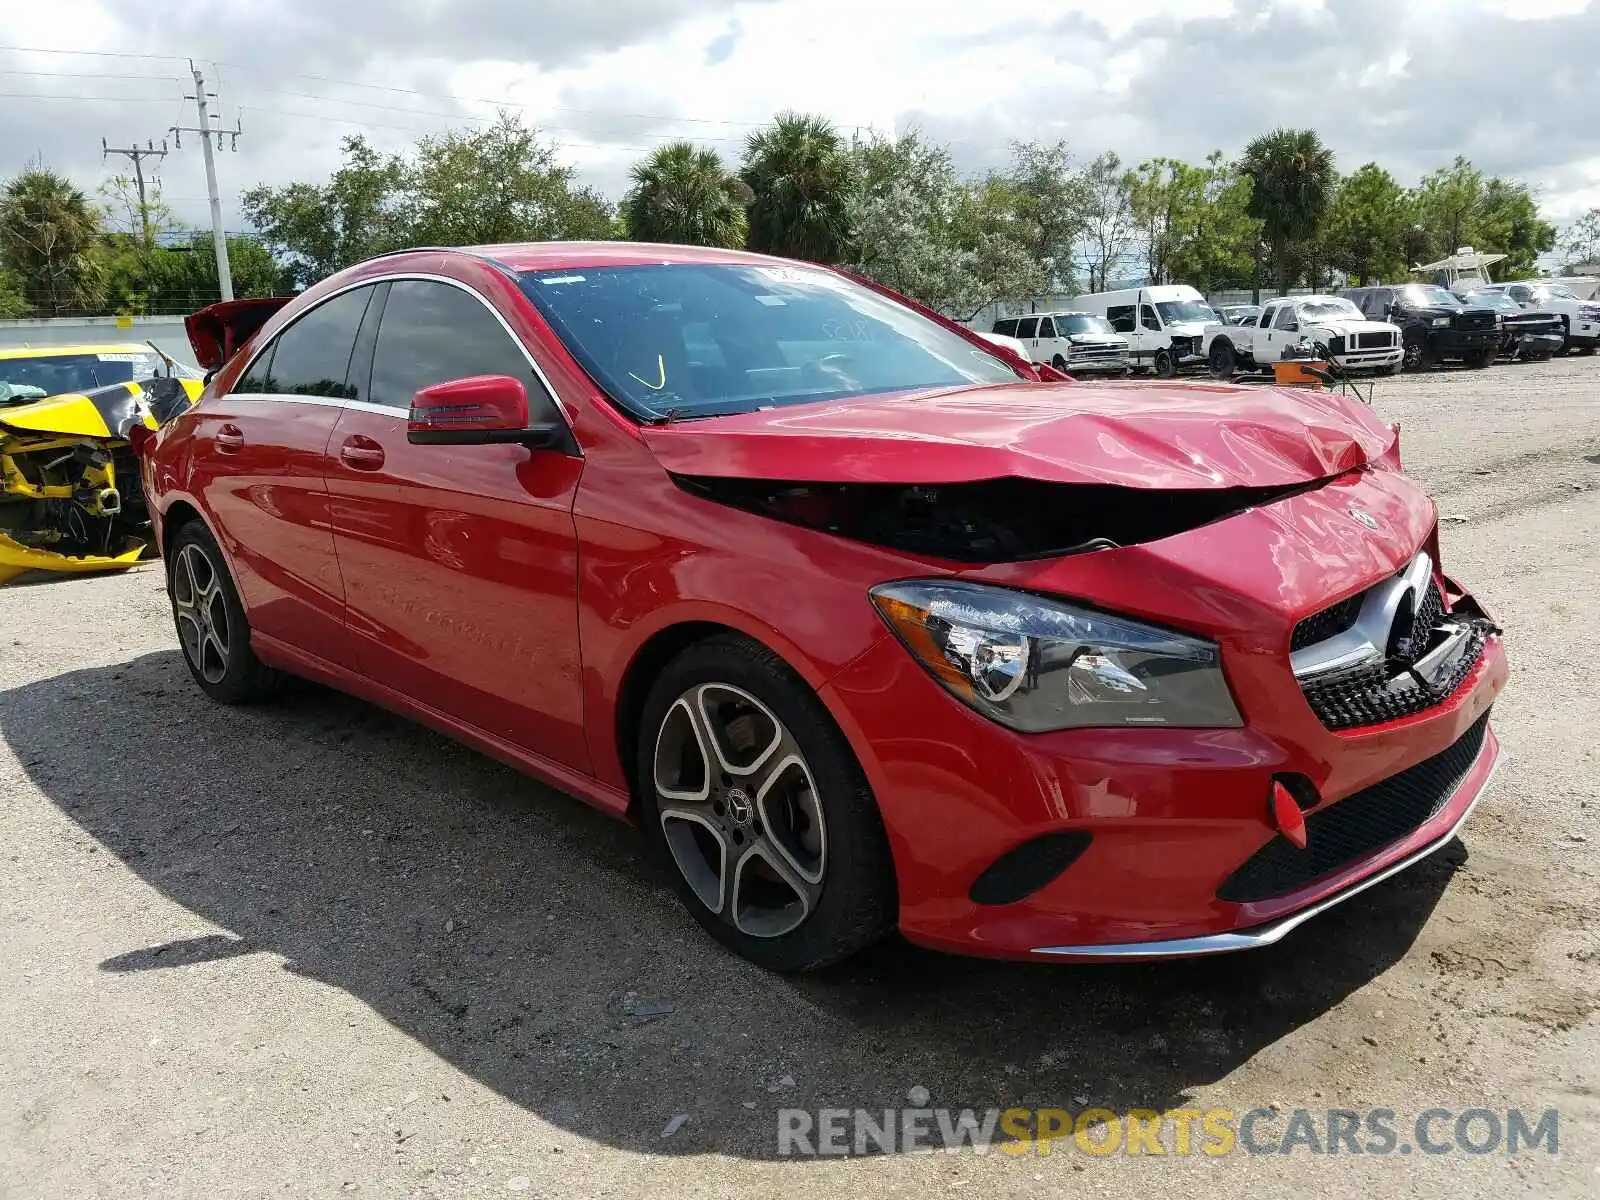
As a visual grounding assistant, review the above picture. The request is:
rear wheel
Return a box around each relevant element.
[638,634,896,972]
[167,520,278,704]
[1402,335,1430,372]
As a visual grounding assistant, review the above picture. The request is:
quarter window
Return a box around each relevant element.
[369,280,548,412]
[255,287,373,399]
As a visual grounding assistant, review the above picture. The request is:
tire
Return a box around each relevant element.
[1466,346,1496,369]
[636,633,896,972]
[1152,348,1176,379]
[166,520,279,704]
[1051,355,1069,373]
[1208,340,1236,379]
[1401,335,1430,372]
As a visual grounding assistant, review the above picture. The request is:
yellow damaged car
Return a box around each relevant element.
[0,344,203,585]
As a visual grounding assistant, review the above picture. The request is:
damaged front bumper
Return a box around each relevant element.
[0,533,146,586]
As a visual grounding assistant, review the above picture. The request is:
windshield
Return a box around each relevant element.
[1298,299,1363,321]
[1538,284,1578,300]
[520,264,1023,420]
[1401,285,1462,310]
[1154,300,1218,325]
[1465,291,1518,314]
[1055,314,1115,335]
[0,350,182,405]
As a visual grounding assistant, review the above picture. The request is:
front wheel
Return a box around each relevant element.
[1402,336,1430,372]
[638,634,896,972]
[1152,348,1176,378]
[166,520,279,704]
[1051,354,1069,373]
[1208,341,1237,379]
[1466,346,1496,369]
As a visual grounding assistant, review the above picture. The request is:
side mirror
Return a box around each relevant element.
[407,375,564,448]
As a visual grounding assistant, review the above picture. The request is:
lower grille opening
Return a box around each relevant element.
[1217,713,1489,904]
[970,831,1092,906]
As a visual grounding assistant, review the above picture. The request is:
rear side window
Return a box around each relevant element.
[1106,305,1135,332]
[369,280,547,412]
[232,345,275,394]
[1015,317,1039,339]
[992,318,1017,336]
[249,288,373,399]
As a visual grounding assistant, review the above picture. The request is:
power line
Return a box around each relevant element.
[1,69,184,82]
[0,44,188,61]
[238,105,746,150]
[0,92,177,102]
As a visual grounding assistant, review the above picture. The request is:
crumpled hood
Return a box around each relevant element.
[1305,318,1395,337]
[641,379,1396,489]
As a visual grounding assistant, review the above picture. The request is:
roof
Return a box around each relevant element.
[462,240,791,272]
[0,343,163,361]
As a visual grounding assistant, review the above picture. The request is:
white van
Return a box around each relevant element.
[1072,285,1218,376]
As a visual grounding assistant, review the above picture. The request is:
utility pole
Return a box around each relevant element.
[171,61,241,302]
[101,137,168,246]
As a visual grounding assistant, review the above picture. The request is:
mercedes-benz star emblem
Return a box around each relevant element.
[725,786,754,828]
[1349,505,1380,530]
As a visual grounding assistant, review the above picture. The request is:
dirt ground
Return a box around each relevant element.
[2,357,1597,1198]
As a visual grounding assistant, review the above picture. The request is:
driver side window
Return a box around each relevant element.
[1274,305,1299,331]
[1140,305,1161,331]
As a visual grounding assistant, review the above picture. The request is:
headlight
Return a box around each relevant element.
[869,581,1242,732]
[1432,316,1451,327]
[1581,305,1600,321]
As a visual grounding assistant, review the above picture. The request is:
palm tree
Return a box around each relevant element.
[1238,129,1337,294]
[0,167,106,315]
[740,112,854,263]
[621,142,749,248]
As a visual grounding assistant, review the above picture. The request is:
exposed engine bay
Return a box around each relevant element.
[673,473,1330,562]
[0,374,199,585]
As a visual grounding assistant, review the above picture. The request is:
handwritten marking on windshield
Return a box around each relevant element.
[629,354,668,391]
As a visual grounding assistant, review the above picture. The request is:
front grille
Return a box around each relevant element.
[1069,344,1125,361]
[1290,591,1365,652]
[1354,331,1397,349]
[1217,713,1490,903]
[1454,310,1496,331]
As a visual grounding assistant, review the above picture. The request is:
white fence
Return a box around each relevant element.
[0,315,195,366]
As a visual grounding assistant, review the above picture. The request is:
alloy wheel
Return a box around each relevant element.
[172,542,231,684]
[652,682,827,938]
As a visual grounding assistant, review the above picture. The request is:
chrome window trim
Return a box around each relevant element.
[226,270,574,436]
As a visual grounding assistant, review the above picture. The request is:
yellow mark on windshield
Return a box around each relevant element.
[628,354,667,391]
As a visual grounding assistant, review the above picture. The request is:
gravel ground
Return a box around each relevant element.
[2,357,1598,1198]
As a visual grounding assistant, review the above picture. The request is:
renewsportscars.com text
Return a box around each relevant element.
[776,1104,1560,1157]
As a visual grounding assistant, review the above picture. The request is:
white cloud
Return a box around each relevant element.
[1,0,1597,238]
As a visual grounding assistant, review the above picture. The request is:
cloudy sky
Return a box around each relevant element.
[2,0,1597,239]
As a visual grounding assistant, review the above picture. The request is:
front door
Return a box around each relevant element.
[188,285,378,669]
[324,277,589,772]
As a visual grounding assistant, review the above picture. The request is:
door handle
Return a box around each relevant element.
[339,436,386,471]
[214,423,245,453]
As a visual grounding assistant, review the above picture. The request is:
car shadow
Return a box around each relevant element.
[1,650,1462,1159]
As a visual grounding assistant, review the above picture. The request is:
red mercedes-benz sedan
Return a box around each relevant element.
[140,243,1507,971]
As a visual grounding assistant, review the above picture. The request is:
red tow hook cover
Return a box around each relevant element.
[1271,781,1309,849]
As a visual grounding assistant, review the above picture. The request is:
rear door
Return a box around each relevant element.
[324,276,589,771]
[187,285,377,669]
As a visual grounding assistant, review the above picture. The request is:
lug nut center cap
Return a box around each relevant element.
[725,786,754,828]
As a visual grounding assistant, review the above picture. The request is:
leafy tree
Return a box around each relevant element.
[1473,177,1556,278]
[740,112,855,263]
[1238,129,1337,293]
[0,167,107,315]
[1005,140,1089,293]
[1324,163,1411,284]
[0,268,27,318]
[622,141,748,248]
[1125,154,1257,292]
[846,131,968,309]
[1078,152,1136,293]
[947,177,1048,318]
[1412,156,1483,260]
[242,135,405,288]
[1564,207,1600,270]
[401,113,616,246]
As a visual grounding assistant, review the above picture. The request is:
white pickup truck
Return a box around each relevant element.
[1203,295,1404,377]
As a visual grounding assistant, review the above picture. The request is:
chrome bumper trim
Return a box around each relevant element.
[1031,741,1507,960]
